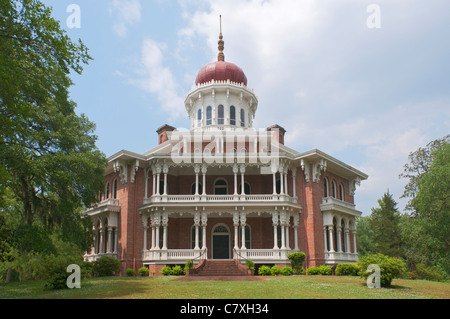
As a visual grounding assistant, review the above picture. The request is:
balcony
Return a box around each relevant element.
[320,197,362,217]
[85,198,121,216]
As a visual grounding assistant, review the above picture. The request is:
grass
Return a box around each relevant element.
[0,275,449,299]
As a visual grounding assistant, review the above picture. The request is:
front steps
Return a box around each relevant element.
[191,260,249,276]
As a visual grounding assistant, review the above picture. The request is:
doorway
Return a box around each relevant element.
[212,224,230,259]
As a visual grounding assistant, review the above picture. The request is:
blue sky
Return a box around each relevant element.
[43,0,450,216]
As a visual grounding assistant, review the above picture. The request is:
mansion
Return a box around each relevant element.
[84,27,368,276]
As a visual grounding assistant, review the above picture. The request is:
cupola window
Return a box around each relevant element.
[206,106,212,125]
[230,106,236,125]
[240,109,245,127]
[218,105,224,124]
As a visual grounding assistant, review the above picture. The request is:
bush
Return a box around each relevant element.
[281,266,294,276]
[93,256,121,277]
[270,266,281,276]
[139,267,149,276]
[258,265,272,276]
[415,263,447,282]
[160,266,173,276]
[357,254,406,287]
[185,260,194,271]
[245,259,255,271]
[307,265,331,276]
[172,265,185,276]
[126,269,136,276]
[336,263,360,276]
[287,252,306,274]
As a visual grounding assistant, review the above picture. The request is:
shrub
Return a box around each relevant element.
[336,263,360,276]
[306,265,331,276]
[160,266,173,276]
[357,253,406,288]
[93,256,121,277]
[185,260,194,271]
[270,266,281,276]
[415,263,447,282]
[287,252,306,274]
[281,266,294,276]
[307,266,320,275]
[126,269,136,276]
[245,259,255,271]
[258,265,272,276]
[172,265,185,276]
[139,267,149,277]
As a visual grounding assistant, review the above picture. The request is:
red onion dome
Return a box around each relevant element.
[195,61,248,86]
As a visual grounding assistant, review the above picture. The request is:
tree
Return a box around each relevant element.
[369,191,403,258]
[356,216,375,257]
[400,140,449,273]
[0,0,106,253]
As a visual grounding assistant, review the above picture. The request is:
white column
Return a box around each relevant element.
[152,172,156,196]
[156,171,161,196]
[155,213,161,250]
[233,164,239,195]
[292,169,297,199]
[201,164,207,196]
[328,225,335,252]
[293,214,299,251]
[272,212,279,249]
[240,165,245,195]
[144,168,149,199]
[107,227,113,253]
[113,228,118,253]
[284,169,288,196]
[162,212,168,250]
[143,225,148,251]
[279,165,285,195]
[353,231,357,254]
[240,212,247,250]
[337,226,342,253]
[194,212,200,250]
[201,212,208,250]
[233,212,240,251]
[345,229,350,253]
[272,172,277,195]
[286,221,290,250]
[163,164,168,196]
[323,226,328,252]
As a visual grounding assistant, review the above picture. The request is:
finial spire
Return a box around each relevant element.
[218,15,225,62]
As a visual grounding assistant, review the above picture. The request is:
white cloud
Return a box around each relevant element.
[129,38,185,123]
[109,0,142,37]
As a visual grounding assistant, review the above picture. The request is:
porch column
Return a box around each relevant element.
[323,226,328,252]
[285,218,290,250]
[194,165,200,196]
[163,164,169,196]
[233,212,240,251]
[162,212,168,250]
[345,229,350,253]
[201,212,208,250]
[336,225,342,253]
[113,228,118,253]
[292,169,297,199]
[280,212,286,250]
[156,166,161,196]
[240,212,247,250]
[272,164,277,195]
[240,165,246,195]
[201,164,207,196]
[152,164,156,196]
[98,228,104,254]
[144,168,149,199]
[154,213,161,250]
[279,164,285,195]
[293,213,299,251]
[283,167,288,196]
[272,212,279,249]
[233,164,239,195]
[194,212,200,250]
[151,214,156,250]
[328,225,335,252]
[353,230,358,254]
[107,227,113,253]
[142,215,148,251]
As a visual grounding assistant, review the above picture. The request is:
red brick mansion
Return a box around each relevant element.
[84,28,368,276]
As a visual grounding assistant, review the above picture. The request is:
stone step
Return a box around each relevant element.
[192,260,249,276]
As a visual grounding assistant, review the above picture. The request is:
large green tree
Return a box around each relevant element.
[369,191,403,258]
[0,0,106,253]
[400,137,449,272]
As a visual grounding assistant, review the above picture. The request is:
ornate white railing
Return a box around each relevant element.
[324,252,358,264]
[143,194,298,205]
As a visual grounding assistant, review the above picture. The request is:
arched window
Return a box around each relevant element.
[240,108,245,127]
[214,179,228,195]
[230,106,236,125]
[197,108,202,127]
[206,106,212,125]
[105,182,110,199]
[324,178,329,197]
[332,180,337,198]
[218,105,224,125]
[339,183,344,201]
[112,179,118,199]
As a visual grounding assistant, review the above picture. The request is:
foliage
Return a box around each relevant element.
[138,267,149,277]
[126,269,136,276]
[287,252,306,274]
[184,260,194,271]
[257,265,272,276]
[355,216,375,257]
[280,266,294,276]
[92,256,121,277]
[0,0,106,256]
[335,263,360,276]
[357,254,406,288]
[245,259,255,271]
[270,266,281,276]
[369,191,403,258]
[415,263,447,282]
[172,265,185,276]
[160,266,173,276]
[307,265,331,276]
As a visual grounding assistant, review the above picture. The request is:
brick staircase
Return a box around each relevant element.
[192,260,249,276]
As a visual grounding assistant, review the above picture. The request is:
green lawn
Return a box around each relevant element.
[0,276,448,299]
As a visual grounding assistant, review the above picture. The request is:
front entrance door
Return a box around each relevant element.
[212,224,230,259]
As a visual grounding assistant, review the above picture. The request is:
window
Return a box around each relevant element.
[206,106,212,125]
[197,108,202,127]
[339,184,344,201]
[230,106,236,125]
[112,179,118,199]
[239,182,251,195]
[324,178,329,197]
[191,183,202,195]
[218,105,224,124]
[240,108,245,127]
[105,182,110,199]
[214,179,228,195]
[332,180,337,198]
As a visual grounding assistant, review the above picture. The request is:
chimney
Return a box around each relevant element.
[266,124,286,145]
[156,124,176,145]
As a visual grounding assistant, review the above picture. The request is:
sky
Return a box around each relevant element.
[43,0,450,216]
